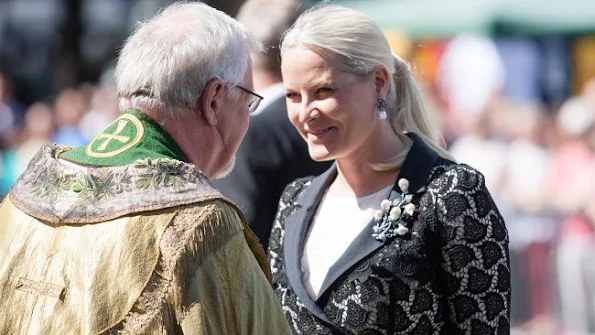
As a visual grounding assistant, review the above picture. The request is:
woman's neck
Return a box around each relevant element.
[330,128,407,198]
[330,163,398,198]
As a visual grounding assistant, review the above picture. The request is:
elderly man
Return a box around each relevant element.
[0,3,291,334]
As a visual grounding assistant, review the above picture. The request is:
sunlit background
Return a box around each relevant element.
[1,1,595,334]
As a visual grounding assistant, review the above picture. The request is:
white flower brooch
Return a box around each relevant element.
[372,178,416,243]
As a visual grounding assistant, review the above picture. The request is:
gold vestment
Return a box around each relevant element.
[0,145,291,335]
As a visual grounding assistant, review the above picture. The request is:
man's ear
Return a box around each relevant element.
[199,78,226,126]
[373,66,391,97]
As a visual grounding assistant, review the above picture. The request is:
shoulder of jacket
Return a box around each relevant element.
[427,158,486,190]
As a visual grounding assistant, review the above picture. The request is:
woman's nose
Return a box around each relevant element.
[298,100,319,124]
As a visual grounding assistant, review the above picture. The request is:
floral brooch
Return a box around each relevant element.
[372,178,416,243]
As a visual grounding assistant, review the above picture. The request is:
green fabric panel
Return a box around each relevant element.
[60,110,187,166]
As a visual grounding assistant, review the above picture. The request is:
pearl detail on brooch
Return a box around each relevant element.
[398,178,409,193]
[380,199,392,211]
[396,225,409,236]
[371,178,416,242]
[389,206,401,221]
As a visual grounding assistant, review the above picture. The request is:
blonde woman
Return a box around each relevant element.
[268,4,510,334]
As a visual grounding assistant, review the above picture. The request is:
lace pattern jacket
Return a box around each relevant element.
[268,134,511,334]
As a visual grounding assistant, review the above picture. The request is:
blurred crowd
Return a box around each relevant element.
[1,29,595,334]
[413,34,595,335]
[446,77,595,335]
[0,69,119,195]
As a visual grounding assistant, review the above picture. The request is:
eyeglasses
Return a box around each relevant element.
[235,85,264,113]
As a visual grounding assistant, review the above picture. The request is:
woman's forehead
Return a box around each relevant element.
[282,48,347,83]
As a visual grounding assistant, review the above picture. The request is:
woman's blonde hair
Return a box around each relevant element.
[281,4,451,170]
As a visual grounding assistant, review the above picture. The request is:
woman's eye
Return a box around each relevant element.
[286,92,301,102]
[316,87,334,97]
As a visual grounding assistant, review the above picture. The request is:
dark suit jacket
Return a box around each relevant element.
[213,96,331,250]
[268,133,511,334]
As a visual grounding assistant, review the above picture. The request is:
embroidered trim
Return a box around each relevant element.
[16,277,65,300]
[9,145,224,225]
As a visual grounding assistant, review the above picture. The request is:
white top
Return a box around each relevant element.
[301,185,393,299]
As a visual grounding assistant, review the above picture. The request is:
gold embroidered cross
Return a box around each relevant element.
[16,277,65,300]
[86,113,144,158]
[96,119,131,151]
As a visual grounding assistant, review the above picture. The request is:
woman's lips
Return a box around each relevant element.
[306,127,335,142]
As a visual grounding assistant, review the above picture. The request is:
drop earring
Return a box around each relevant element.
[377,98,388,120]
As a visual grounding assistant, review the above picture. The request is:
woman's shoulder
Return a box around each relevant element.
[426,157,488,193]
[423,158,506,240]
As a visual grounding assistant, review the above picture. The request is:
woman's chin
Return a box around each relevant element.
[308,147,334,162]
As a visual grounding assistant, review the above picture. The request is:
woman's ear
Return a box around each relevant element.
[373,66,391,98]
[199,78,226,126]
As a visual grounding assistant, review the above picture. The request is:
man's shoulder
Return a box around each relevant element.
[177,199,244,230]
[160,198,246,259]
[9,145,231,225]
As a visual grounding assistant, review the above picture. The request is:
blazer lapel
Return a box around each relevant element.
[316,215,386,300]
[316,133,439,300]
[283,165,337,324]
[397,133,439,194]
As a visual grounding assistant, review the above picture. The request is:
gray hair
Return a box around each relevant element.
[116,2,260,117]
[281,4,451,169]
[236,0,303,77]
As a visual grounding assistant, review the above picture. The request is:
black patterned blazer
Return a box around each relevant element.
[268,133,511,334]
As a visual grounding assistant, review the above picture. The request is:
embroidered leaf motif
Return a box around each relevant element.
[134,158,193,191]
[172,176,185,191]
[71,169,119,206]
[29,165,74,203]
[28,153,199,207]
[114,172,133,193]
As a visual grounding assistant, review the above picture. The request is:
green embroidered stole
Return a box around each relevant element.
[60,110,187,166]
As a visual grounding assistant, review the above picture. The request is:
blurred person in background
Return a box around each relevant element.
[552,85,595,334]
[52,87,90,147]
[16,102,55,171]
[500,104,557,327]
[79,81,120,140]
[502,104,551,215]
[0,2,291,334]
[0,69,26,198]
[549,96,595,214]
[0,68,26,148]
[213,0,330,250]
[437,34,505,141]
[0,72,16,144]
[79,67,120,140]
[448,102,509,201]
[268,4,510,334]
[0,102,54,196]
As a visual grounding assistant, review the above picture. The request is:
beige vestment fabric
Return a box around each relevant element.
[0,145,291,335]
